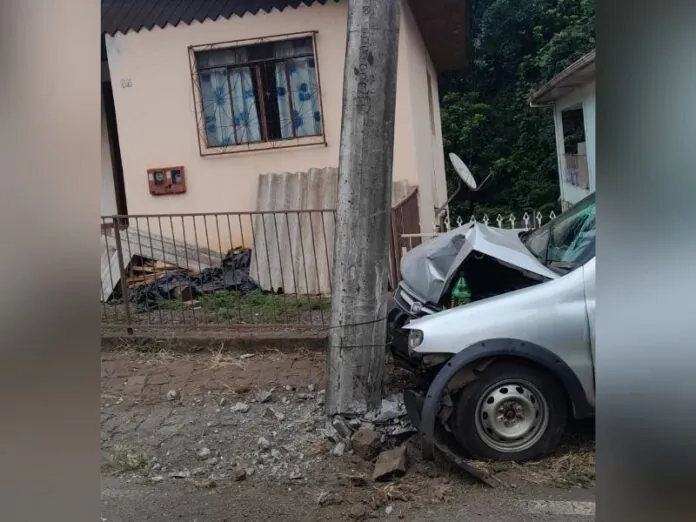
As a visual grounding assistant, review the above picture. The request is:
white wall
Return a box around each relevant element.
[552,80,596,206]
[101,94,118,216]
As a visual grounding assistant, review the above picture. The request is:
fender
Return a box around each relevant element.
[417,338,594,460]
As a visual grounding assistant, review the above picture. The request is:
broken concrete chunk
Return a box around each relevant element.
[351,428,381,461]
[331,442,346,457]
[197,447,211,459]
[263,407,285,421]
[372,446,407,482]
[232,467,247,482]
[331,416,353,440]
[230,402,250,413]
[258,390,273,403]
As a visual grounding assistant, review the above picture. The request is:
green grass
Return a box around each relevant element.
[105,446,149,474]
[158,290,331,324]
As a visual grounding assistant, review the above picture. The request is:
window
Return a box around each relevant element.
[194,36,323,149]
[523,192,596,272]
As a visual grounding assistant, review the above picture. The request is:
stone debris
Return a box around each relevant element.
[351,429,381,461]
[190,477,217,489]
[230,402,251,413]
[385,505,394,515]
[308,384,316,393]
[150,475,164,483]
[331,442,346,457]
[197,447,212,459]
[258,437,271,451]
[347,418,363,429]
[317,491,343,506]
[331,417,353,441]
[239,353,255,360]
[263,407,285,422]
[258,390,273,404]
[372,446,407,482]
[232,467,247,482]
[205,457,220,466]
[166,389,181,401]
[348,504,370,520]
[169,470,191,479]
[218,397,229,407]
[191,467,207,477]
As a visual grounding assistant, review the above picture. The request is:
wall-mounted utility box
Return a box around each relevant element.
[147,166,186,196]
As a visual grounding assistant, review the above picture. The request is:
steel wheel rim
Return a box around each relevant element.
[473,378,549,454]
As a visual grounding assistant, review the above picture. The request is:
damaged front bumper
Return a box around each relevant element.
[386,286,441,373]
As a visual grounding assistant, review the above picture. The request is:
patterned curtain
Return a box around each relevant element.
[274,40,322,139]
[198,47,261,146]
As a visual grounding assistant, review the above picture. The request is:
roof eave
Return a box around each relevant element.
[529,49,596,106]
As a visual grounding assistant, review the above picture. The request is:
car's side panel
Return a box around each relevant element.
[415,338,595,461]
[583,259,596,380]
[407,263,595,406]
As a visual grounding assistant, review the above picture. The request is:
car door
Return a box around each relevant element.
[583,257,596,380]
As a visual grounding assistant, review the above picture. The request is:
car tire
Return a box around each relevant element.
[450,361,568,461]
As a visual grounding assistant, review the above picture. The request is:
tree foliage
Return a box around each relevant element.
[440,0,595,219]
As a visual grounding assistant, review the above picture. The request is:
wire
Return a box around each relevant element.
[318,316,388,332]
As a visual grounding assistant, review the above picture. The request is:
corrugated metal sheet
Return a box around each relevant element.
[102,0,339,35]
[249,168,413,295]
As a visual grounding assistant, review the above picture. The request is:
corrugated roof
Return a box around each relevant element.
[101,0,470,72]
[102,0,338,36]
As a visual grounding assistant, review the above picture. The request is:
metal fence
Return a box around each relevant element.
[400,209,560,253]
[100,210,336,333]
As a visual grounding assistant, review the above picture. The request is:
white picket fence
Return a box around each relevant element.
[400,209,559,253]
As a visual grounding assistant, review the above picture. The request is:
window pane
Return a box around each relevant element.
[199,68,234,146]
[197,46,249,69]
[547,196,596,266]
[274,56,322,139]
[272,37,313,59]
[228,67,262,144]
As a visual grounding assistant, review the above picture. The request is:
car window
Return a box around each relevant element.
[523,193,596,270]
[547,198,596,267]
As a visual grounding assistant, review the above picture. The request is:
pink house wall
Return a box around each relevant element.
[104,0,446,237]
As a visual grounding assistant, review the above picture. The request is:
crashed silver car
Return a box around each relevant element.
[386,193,595,462]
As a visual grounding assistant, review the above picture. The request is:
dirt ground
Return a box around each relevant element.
[101,345,595,521]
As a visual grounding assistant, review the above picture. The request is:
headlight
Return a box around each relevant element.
[407,329,424,349]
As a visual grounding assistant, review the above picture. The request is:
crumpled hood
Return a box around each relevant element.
[399,222,559,303]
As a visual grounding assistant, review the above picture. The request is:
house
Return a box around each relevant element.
[101,0,469,239]
[530,50,595,210]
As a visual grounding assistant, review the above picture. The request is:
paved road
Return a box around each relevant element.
[102,475,595,522]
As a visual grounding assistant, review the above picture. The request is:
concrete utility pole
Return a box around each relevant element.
[325,0,401,416]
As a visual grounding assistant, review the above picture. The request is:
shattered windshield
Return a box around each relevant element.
[523,193,596,271]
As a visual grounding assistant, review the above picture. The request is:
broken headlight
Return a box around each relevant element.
[407,329,424,350]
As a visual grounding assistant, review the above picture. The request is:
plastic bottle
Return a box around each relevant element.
[451,276,471,307]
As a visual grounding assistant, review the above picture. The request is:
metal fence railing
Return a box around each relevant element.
[400,209,562,254]
[100,210,336,332]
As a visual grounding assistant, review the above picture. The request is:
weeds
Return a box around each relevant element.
[159,290,330,324]
[106,446,149,474]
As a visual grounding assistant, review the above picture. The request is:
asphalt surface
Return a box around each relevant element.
[102,475,595,522]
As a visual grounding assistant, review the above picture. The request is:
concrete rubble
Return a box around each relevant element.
[372,446,407,482]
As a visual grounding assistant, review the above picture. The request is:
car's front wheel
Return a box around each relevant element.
[450,361,568,461]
